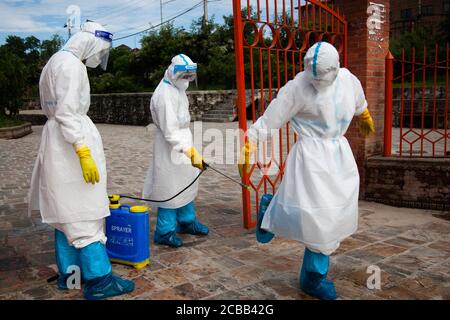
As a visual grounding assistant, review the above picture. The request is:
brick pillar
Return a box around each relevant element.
[336,0,390,198]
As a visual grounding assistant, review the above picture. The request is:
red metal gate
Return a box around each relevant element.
[384,44,450,158]
[233,0,348,228]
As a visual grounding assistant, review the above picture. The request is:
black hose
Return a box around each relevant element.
[119,166,206,203]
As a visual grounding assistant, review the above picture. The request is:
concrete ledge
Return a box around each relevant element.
[17,110,47,125]
[365,156,450,211]
[0,122,32,139]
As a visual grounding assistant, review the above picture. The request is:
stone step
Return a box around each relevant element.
[202,116,235,122]
[209,106,236,112]
[204,112,236,117]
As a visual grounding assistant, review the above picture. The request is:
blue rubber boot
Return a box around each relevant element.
[54,229,80,290]
[154,207,183,247]
[256,194,275,244]
[79,241,134,300]
[178,221,209,235]
[83,273,135,301]
[299,248,337,300]
[177,202,209,236]
[154,231,183,248]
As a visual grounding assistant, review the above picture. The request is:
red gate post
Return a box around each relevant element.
[384,51,394,156]
[232,0,252,228]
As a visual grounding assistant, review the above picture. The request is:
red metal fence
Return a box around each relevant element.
[233,0,348,228]
[384,44,450,158]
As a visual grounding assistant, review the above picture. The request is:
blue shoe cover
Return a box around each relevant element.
[83,273,135,300]
[57,274,84,290]
[154,231,183,248]
[300,248,337,300]
[300,272,337,300]
[57,274,70,290]
[54,229,80,290]
[256,194,275,244]
[178,221,209,236]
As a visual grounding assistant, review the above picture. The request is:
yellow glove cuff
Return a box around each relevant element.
[359,108,372,121]
[75,145,91,158]
[184,146,196,158]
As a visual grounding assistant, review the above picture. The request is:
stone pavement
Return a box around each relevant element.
[0,123,449,300]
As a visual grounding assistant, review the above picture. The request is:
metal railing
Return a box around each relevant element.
[384,44,449,158]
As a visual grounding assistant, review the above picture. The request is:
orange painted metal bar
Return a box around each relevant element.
[250,47,256,122]
[257,0,261,22]
[232,0,252,228]
[384,51,393,157]
[298,0,302,29]
[432,45,438,137]
[274,0,278,24]
[420,46,426,157]
[400,49,405,157]
[409,48,416,157]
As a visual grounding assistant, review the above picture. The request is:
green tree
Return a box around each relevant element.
[0,47,27,116]
[40,34,64,62]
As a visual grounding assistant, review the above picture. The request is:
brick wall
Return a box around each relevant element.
[365,156,450,211]
[336,0,390,198]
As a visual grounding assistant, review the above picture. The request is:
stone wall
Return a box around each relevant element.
[22,89,275,125]
[88,90,238,126]
[365,156,450,211]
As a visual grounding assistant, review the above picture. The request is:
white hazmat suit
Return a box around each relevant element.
[142,54,199,209]
[247,42,368,255]
[28,22,112,248]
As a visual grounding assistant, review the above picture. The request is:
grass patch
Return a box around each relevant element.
[0,114,25,128]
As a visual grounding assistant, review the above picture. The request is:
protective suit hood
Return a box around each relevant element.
[304,42,340,91]
[164,54,197,91]
[62,21,113,70]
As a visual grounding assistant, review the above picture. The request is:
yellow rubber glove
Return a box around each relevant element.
[359,108,375,137]
[184,147,204,170]
[75,146,100,184]
[238,141,256,178]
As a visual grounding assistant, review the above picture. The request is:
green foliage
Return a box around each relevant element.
[40,34,64,62]
[0,113,24,128]
[0,33,64,116]
[87,12,240,93]
[390,12,450,62]
[0,47,27,116]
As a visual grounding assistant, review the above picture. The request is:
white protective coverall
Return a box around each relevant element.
[142,54,199,208]
[28,22,112,248]
[247,42,367,255]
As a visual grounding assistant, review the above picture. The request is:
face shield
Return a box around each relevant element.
[85,30,113,70]
[173,64,197,82]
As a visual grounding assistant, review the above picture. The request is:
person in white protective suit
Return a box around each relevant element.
[142,54,209,248]
[28,21,134,300]
[238,42,375,300]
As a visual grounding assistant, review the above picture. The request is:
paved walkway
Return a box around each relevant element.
[0,123,449,300]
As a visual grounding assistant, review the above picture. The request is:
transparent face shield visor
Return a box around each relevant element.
[85,30,113,70]
[85,48,110,70]
[174,64,197,84]
[98,48,110,70]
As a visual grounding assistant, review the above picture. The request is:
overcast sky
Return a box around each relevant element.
[0,0,233,48]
